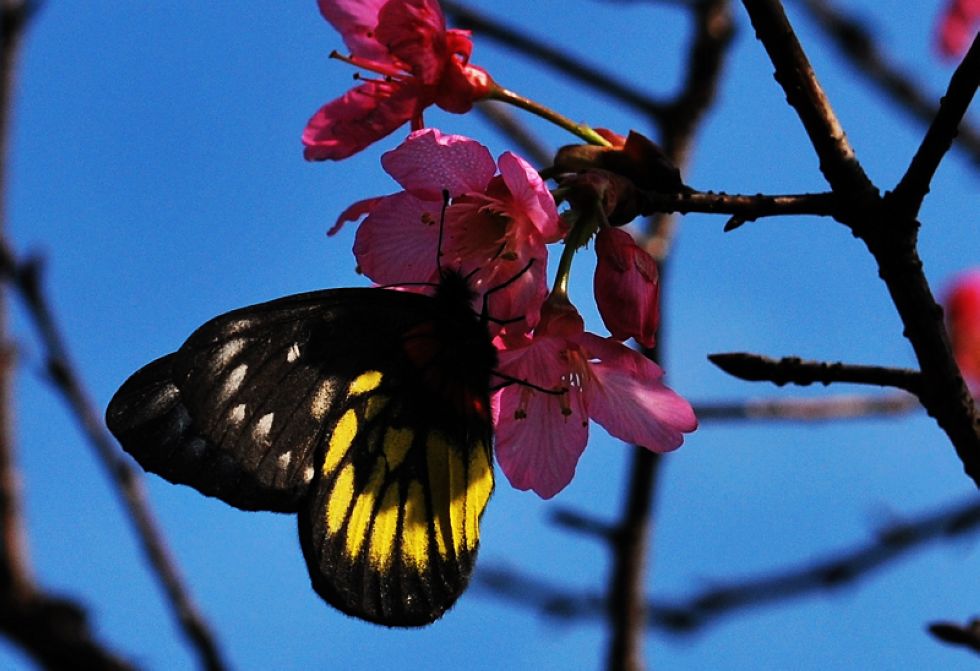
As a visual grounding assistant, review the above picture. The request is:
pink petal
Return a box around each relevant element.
[497,152,562,242]
[353,192,441,285]
[317,0,390,61]
[303,81,418,161]
[579,334,697,452]
[380,128,496,199]
[375,0,447,84]
[495,383,588,500]
[328,196,385,236]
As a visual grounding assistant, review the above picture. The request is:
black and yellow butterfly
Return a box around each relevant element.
[106,269,497,626]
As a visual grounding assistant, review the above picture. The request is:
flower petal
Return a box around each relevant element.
[317,0,390,61]
[303,80,418,161]
[497,152,562,242]
[381,128,496,199]
[328,196,386,236]
[353,191,441,285]
[375,0,447,84]
[579,334,697,452]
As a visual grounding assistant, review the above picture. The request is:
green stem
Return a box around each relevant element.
[488,85,612,147]
[552,207,601,299]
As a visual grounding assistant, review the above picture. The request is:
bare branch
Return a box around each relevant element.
[930,618,980,656]
[0,246,229,671]
[694,391,919,421]
[891,35,980,218]
[798,0,980,167]
[709,352,923,393]
[443,1,670,120]
[637,189,838,223]
[741,0,877,196]
[477,496,980,633]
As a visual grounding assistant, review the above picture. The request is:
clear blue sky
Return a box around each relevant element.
[2,1,978,669]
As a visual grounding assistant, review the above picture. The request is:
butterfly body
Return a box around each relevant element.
[107,270,496,626]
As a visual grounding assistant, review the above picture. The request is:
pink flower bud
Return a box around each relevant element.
[593,227,660,348]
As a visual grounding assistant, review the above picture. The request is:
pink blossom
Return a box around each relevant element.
[304,0,494,160]
[494,297,697,499]
[946,269,980,391]
[593,226,660,348]
[334,128,562,326]
[936,0,980,58]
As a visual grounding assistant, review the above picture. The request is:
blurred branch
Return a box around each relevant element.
[709,352,923,394]
[891,36,979,218]
[797,0,980,166]
[694,391,919,421]
[475,100,553,166]
[637,189,838,224]
[0,2,137,668]
[0,244,229,671]
[477,495,980,632]
[443,1,670,120]
[930,618,980,656]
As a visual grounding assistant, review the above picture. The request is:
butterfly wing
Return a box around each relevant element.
[107,282,497,625]
[107,288,427,512]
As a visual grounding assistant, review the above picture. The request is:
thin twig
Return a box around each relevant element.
[891,35,980,218]
[477,495,980,633]
[443,1,670,120]
[798,0,980,166]
[0,246,229,671]
[929,618,980,655]
[637,189,838,222]
[709,352,923,393]
[694,391,919,421]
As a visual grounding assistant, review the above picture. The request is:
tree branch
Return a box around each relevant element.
[930,618,980,656]
[798,0,980,167]
[694,391,919,421]
[708,352,923,393]
[891,35,980,218]
[477,495,980,633]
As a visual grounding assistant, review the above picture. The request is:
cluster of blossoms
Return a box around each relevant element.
[305,0,697,498]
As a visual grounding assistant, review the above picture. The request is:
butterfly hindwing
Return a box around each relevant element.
[299,358,495,626]
[106,273,498,625]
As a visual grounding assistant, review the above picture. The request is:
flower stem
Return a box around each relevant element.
[488,85,612,147]
[552,211,598,299]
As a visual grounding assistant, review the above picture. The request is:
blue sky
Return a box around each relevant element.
[2,1,978,669]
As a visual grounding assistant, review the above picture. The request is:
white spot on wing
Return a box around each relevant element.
[212,338,247,370]
[218,363,248,403]
[286,343,301,363]
[277,451,292,468]
[222,318,254,336]
[310,378,336,420]
[252,412,274,443]
[302,465,314,483]
[229,403,246,425]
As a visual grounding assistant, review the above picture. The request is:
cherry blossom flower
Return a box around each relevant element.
[936,0,980,58]
[493,296,697,499]
[304,0,494,160]
[593,226,660,348]
[946,269,980,392]
[333,128,562,327]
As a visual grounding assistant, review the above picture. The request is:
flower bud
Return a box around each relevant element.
[593,227,659,348]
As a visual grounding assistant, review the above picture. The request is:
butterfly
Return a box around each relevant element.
[105,268,497,626]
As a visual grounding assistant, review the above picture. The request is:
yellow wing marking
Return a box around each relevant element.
[349,370,383,396]
[368,481,400,569]
[323,408,357,475]
[465,440,493,548]
[326,464,355,535]
[382,427,413,471]
[401,480,430,568]
[344,461,385,559]
[364,394,389,421]
[446,435,468,553]
[426,432,452,559]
